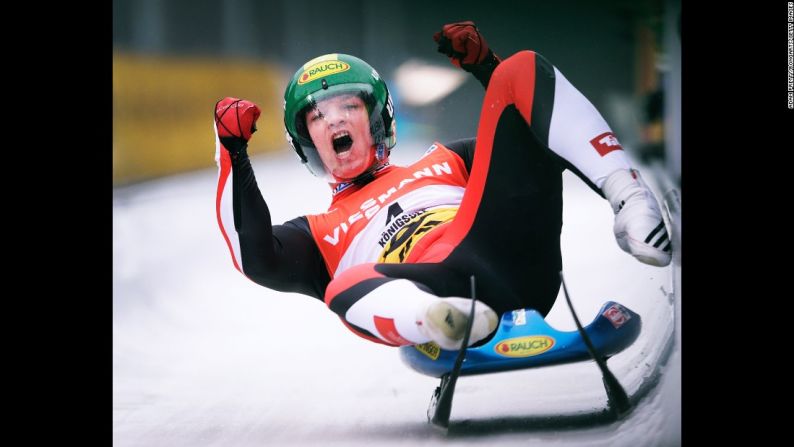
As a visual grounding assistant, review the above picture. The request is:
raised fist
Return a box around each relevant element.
[433,21,494,68]
[214,97,261,142]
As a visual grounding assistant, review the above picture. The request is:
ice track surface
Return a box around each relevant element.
[113,144,681,446]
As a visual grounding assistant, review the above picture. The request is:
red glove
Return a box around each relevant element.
[433,21,495,68]
[214,97,261,141]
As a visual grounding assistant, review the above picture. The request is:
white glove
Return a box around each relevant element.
[602,169,672,267]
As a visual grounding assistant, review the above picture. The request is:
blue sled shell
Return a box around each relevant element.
[399,301,641,378]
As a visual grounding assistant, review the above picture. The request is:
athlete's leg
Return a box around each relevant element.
[535,51,672,266]
[406,50,668,316]
[323,263,496,349]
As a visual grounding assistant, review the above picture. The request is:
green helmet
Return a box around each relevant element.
[283,53,397,181]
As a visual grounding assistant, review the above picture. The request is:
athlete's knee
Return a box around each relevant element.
[324,263,385,308]
[486,51,542,115]
[503,49,536,65]
[491,50,536,83]
[323,264,402,346]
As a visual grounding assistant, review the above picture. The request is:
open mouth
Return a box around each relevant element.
[332,132,353,154]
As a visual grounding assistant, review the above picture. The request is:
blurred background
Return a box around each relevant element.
[113,0,681,186]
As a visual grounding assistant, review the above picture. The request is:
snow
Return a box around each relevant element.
[113,144,680,446]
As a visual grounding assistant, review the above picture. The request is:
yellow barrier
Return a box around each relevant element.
[113,53,287,185]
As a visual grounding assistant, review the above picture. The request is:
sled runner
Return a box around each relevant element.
[400,276,641,428]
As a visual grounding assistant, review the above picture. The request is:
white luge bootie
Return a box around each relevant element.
[602,169,672,267]
[417,298,498,350]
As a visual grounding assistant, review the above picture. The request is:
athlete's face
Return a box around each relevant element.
[306,94,375,181]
